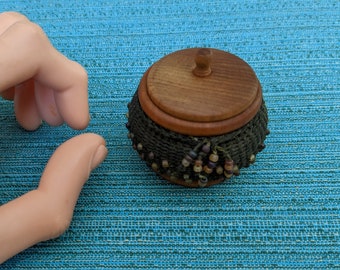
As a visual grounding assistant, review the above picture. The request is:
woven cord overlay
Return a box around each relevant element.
[127,92,269,187]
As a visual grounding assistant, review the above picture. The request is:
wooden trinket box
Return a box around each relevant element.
[126,48,269,187]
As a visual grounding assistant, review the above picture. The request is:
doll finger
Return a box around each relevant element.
[29,46,89,129]
[39,60,90,130]
[0,21,46,91]
[14,79,42,131]
[34,81,64,127]
[0,11,29,35]
[0,87,15,100]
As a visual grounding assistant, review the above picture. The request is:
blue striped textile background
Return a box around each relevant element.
[0,0,339,269]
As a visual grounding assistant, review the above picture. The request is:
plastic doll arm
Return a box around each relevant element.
[0,133,108,264]
[0,12,89,130]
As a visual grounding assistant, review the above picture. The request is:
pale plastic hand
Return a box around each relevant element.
[0,12,89,130]
[0,133,108,263]
[0,12,108,263]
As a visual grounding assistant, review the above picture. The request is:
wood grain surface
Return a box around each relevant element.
[139,48,262,136]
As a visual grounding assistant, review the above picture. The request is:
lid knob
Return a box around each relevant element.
[193,48,213,77]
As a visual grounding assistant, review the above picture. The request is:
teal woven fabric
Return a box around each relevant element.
[0,0,339,269]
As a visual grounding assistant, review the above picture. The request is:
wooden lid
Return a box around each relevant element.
[138,48,262,136]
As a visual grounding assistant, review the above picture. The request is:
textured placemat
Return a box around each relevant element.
[0,0,339,269]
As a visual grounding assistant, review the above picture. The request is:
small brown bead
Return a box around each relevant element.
[258,143,266,151]
[216,166,224,175]
[209,152,219,163]
[249,154,256,164]
[182,158,190,167]
[224,160,234,171]
[151,162,158,171]
[202,143,211,153]
[233,165,240,176]
[193,164,203,173]
[224,171,233,179]
[198,176,208,187]
[162,160,169,168]
[204,165,213,174]
[137,143,143,151]
[194,159,203,166]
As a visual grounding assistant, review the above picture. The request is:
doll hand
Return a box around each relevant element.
[0,133,108,263]
[0,12,89,130]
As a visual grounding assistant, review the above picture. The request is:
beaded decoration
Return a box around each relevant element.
[126,92,269,187]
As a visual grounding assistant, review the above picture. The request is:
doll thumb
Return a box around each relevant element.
[38,133,107,193]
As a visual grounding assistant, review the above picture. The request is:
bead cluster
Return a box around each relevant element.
[176,142,242,187]
[127,130,267,187]
[128,122,249,186]
[126,100,269,187]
